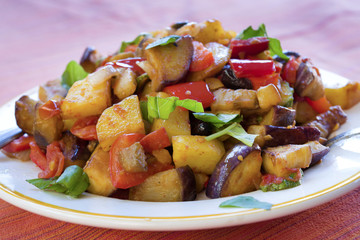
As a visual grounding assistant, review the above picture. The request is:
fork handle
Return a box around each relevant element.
[0,127,23,149]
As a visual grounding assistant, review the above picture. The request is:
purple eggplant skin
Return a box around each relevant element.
[248,125,321,148]
[177,165,197,201]
[80,46,100,73]
[206,143,261,199]
[305,141,330,167]
[61,131,92,168]
[260,105,296,126]
[295,61,325,101]
[306,105,347,139]
[15,95,37,135]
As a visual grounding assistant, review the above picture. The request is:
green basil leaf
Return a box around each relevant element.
[227,124,258,147]
[236,23,267,39]
[205,123,257,146]
[145,35,181,49]
[61,60,88,89]
[175,99,204,113]
[146,96,204,121]
[26,166,89,198]
[193,113,242,128]
[269,38,289,60]
[205,123,237,141]
[140,101,153,123]
[26,178,66,193]
[236,24,289,61]
[219,196,273,210]
[147,96,178,120]
[119,33,150,53]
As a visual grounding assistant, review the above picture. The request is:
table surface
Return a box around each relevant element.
[1,0,360,239]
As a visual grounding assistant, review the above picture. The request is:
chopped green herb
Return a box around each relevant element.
[26,165,89,198]
[236,23,289,60]
[236,24,267,39]
[119,33,150,53]
[193,113,242,128]
[61,60,88,89]
[205,123,257,147]
[219,195,273,210]
[260,179,301,192]
[145,35,181,49]
[145,96,204,121]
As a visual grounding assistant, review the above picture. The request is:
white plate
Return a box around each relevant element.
[1,70,360,231]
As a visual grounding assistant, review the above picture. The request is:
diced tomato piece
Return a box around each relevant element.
[229,59,276,78]
[38,142,65,178]
[29,141,47,171]
[248,72,280,90]
[230,37,269,58]
[140,127,171,153]
[2,134,34,153]
[38,100,61,120]
[305,96,332,114]
[163,81,215,109]
[106,57,145,75]
[281,56,301,85]
[70,116,99,141]
[189,41,214,72]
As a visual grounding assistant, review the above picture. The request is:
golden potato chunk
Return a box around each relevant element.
[61,65,119,119]
[96,95,145,151]
[172,135,225,175]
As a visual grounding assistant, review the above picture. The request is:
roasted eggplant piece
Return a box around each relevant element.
[219,65,252,90]
[186,42,231,82]
[129,166,197,202]
[211,88,258,112]
[138,35,193,91]
[61,131,91,168]
[206,143,262,199]
[256,84,281,109]
[294,100,318,124]
[80,46,101,73]
[83,145,116,196]
[260,105,296,126]
[33,102,64,149]
[262,143,312,177]
[118,142,147,173]
[248,125,320,148]
[38,79,67,103]
[15,95,37,135]
[304,141,330,167]
[295,61,324,101]
[306,105,347,138]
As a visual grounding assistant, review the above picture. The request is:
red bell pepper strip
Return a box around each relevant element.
[105,57,145,75]
[139,127,171,153]
[230,37,269,58]
[70,116,99,141]
[189,41,214,72]
[38,100,61,120]
[109,133,173,189]
[305,96,332,114]
[2,134,34,153]
[248,72,280,90]
[163,81,215,109]
[281,56,301,85]
[29,141,47,171]
[37,142,65,179]
[229,59,276,78]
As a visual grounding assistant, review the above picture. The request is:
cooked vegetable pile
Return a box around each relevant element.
[2,19,360,201]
